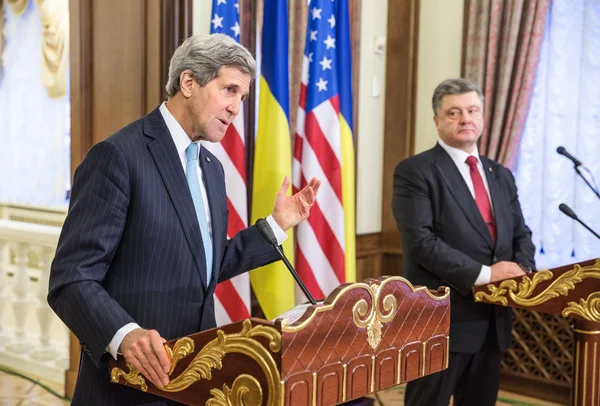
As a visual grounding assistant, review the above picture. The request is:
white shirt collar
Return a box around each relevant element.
[159,101,200,160]
[437,138,481,167]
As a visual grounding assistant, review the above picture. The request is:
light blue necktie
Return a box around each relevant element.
[185,143,213,283]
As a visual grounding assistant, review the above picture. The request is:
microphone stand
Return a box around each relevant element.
[574,165,600,200]
[575,217,600,240]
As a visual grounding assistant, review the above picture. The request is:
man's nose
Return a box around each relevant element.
[459,110,471,124]
[228,99,242,117]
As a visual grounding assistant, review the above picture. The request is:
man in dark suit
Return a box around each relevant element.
[392,78,535,406]
[48,34,321,405]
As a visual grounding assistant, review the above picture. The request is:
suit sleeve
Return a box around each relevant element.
[392,161,482,296]
[47,141,136,367]
[210,159,281,283]
[504,168,536,271]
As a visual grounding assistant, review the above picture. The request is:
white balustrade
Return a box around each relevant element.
[0,219,68,384]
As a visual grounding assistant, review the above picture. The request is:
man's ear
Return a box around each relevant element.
[179,70,195,98]
[433,115,439,126]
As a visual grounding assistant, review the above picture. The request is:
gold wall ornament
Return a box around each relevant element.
[563,292,600,322]
[7,0,29,16]
[206,374,263,406]
[110,320,282,405]
[34,0,68,98]
[474,260,600,307]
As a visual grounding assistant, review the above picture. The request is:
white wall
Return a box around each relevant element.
[414,0,464,154]
[355,0,388,234]
[193,0,211,35]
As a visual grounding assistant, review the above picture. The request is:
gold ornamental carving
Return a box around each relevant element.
[206,374,263,406]
[474,260,600,307]
[352,281,400,350]
[563,292,600,323]
[111,320,282,405]
[282,277,450,350]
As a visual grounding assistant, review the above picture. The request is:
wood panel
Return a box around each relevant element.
[381,0,419,257]
[356,232,403,282]
[91,0,147,144]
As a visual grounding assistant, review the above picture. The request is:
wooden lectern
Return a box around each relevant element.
[473,259,600,406]
[109,276,450,405]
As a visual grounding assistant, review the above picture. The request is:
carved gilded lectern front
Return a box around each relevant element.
[109,276,450,405]
[473,259,600,406]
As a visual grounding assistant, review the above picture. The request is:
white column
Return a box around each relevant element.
[31,246,57,362]
[0,241,9,340]
[7,242,33,353]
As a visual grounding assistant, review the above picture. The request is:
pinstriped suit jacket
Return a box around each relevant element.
[48,107,280,405]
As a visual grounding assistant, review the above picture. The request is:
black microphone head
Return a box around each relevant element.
[256,218,278,246]
[557,146,565,154]
[559,203,578,220]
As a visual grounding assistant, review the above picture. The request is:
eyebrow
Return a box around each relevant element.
[448,105,480,110]
[225,83,250,100]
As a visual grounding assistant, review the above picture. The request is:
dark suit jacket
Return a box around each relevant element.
[392,143,535,354]
[48,107,280,405]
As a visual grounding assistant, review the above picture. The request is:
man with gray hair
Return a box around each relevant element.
[48,34,321,405]
[392,78,535,405]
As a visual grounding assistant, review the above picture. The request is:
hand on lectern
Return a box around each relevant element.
[490,261,525,283]
[120,328,171,388]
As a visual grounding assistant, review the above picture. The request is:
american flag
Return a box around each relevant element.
[204,0,250,325]
[293,0,355,300]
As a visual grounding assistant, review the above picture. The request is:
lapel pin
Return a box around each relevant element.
[206,157,211,163]
[489,167,492,172]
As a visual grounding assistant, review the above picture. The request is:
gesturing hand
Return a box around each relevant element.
[120,328,171,388]
[272,176,322,231]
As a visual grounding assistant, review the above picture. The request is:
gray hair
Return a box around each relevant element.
[165,34,256,98]
[432,78,484,115]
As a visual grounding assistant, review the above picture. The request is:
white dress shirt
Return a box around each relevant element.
[437,139,492,286]
[107,103,287,359]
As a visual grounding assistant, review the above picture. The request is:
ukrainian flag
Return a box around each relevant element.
[337,0,356,283]
[250,0,295,319]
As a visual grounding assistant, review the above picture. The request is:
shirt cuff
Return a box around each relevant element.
[107,322,140,360]
[266,215,288,246]
[474,265,491,286]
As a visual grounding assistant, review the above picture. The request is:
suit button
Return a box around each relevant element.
[493,256,498,263]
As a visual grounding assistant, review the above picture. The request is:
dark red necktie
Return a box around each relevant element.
[465,156,496,242]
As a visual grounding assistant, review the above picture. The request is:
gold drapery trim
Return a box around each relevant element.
[35,0,69,99]
[0,0,68,98]
[7,0,29,16]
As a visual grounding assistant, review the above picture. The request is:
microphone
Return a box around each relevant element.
[255,218,317,305]
[559,203,600,240]
[557,147,600,200]
[556,146,583,167]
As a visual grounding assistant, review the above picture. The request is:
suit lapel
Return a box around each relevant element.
[432,144,495,249]
[143,108,209,289]
[199,146,225,286]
